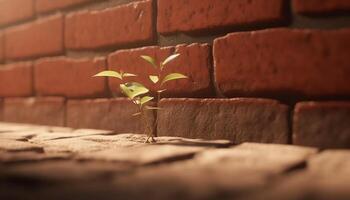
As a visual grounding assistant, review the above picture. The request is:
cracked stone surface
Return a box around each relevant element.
[0,122,349,200]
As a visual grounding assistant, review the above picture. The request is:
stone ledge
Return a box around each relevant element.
[0,122,349,200]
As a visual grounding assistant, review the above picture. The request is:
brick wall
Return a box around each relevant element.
[0,0,349,148]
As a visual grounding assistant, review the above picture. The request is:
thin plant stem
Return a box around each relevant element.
[141,104,154,143]
[139,106,145,134]
[152,63,163,137]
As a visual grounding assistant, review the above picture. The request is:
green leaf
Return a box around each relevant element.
[125,82,148,92]
[149,75,159,83]
[145,106,161,110]
[140,96,154,106]
[161,54,180,69]
[120,82,149,99]
[93,70,122,80]
[140,55,157,69]
[123,73,137,77]
[161,73,187,86]
[120,84,132,99]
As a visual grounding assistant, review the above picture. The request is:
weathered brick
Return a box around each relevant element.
[241,169,350,200]
[0,0,34,26]
[197,143,317,174]
[0,62,33,97]
[4,14,64,60]
[65,0,154,50]
[66,98,155,134]
[0,99,3,121]
[34,57,107,98]
[36,0,93,14]
[308,150,350,174]
[0,32,3,62]
[108,43,213,97]
[109,143,316,200]
[293,0,350,14]
[158,0,285,34]
[293,101,350,149]
[3,97,65,126]
[214,28,350,98]
[157,98,289,143]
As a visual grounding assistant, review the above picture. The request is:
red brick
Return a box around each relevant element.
[0,99,3,121]
[214,28,350,98]
[66,98,155,134]
[157,98,289,143]
[34,57,107,98]
[157,0,285,35]
[0,32,3,62]
[293,0,350,14]
[4,14,64,60]
[0,62,33,97]
[36,0,93,14]
[108,43,213,97]
[3,97,65,126]
[293,101,350,149]
[0,0,34,26]
[65,0,154,50]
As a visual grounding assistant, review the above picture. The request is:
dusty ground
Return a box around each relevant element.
[0,122,349,200]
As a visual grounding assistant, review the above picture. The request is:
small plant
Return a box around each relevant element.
[94,53,187,143]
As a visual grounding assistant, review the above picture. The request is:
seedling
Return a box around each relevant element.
[94,53,187,143]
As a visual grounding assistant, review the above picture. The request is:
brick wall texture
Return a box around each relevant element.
[0,0,349,148]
